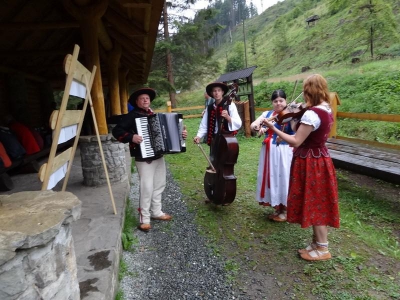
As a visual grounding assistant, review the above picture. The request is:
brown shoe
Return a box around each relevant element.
[268,211,280,220]
[272,213,287,222]
[138,223,151,232]
[300,248,332,261]
[151,213,172,221]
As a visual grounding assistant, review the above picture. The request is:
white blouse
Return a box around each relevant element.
[300,104,332,131]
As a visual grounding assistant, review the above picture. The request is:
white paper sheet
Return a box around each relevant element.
[70,79,86,98]
[57,124,77,144]
[46,162,68,190]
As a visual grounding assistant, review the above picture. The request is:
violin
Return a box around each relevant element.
[262,92,307,127]
[203,83,239,205]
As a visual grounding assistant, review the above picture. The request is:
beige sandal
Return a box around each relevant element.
[298,243,317,254]
[300,247,332,261]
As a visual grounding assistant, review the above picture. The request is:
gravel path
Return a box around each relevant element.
[120,168,240,299]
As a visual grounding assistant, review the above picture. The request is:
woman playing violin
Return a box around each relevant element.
[250,89,295,222]
[263,74,339,261]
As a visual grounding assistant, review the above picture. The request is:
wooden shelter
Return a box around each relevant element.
[306,15,320,27]
[216,66,257,135]
[0,0,164,135]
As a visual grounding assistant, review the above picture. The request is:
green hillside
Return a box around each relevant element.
[167,0,400,145]
[212,0,400,78]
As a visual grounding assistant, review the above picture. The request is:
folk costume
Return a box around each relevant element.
[287,105,340,229]
[195,101,242,144]
[256,110,294,209]
[112,88,170,229]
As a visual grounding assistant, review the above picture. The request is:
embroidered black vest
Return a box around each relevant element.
[205,101,232,145]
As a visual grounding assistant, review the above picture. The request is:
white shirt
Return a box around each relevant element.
[196,102,242,138]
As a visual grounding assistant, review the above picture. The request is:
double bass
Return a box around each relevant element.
[203,84,239,205]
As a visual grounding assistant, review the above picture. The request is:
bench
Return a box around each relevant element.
[0,140,73,191]
[326,138,400,185]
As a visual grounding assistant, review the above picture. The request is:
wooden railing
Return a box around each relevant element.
[154,94,400,150]
[334,112,400,150]
[154,101,204,118]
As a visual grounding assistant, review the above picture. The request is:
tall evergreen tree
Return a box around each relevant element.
[342,0,398,58]
[149,3,221,95]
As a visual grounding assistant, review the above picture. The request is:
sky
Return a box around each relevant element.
[183,0,281,19]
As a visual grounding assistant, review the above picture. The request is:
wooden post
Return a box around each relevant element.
[62,0,109,134]
[248,74,256,124]
[119,68,129,114]
[167,101,172,113]
[243,100,251,137]
[329,92,341,138]
[80,19,107,134]
[107,44,122,116]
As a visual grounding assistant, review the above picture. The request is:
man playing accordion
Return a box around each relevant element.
[113,88,187,232]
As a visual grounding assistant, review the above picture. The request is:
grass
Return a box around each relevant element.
[121,197,139,251]
[164,117,400,299]
[116,197,140,300]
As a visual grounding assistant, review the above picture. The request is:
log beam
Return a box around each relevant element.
[0,22,79,31]
[0,49,73,58]
[107,44,122,116]
[108,29,145,54]
[104,8,146,37]
[120,0,151,8]
[97,20,113,51]
[63,0,109,134]
[119,68,129,114]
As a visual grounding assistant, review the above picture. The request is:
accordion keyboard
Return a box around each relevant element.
[135,117,155,158]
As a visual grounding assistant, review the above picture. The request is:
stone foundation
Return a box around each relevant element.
[79,135,127,187]
[0,191,81,300]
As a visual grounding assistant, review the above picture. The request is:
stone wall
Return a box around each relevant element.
[79,135,127,187]
[0,191,81,300]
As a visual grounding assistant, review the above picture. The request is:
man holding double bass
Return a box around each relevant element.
[193,82,242,205]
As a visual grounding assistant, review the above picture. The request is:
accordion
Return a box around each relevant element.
[135,113,186,158]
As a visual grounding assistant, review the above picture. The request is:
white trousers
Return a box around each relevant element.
[135,157,166,224]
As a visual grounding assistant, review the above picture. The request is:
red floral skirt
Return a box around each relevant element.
[286,155,340,228]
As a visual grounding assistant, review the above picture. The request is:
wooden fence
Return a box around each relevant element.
[154,94,400,151]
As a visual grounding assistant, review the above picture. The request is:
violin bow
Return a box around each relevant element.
[196,143,216,173]
[263,82,301,128]
[290,80,298,102]
[289,92,304,107]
